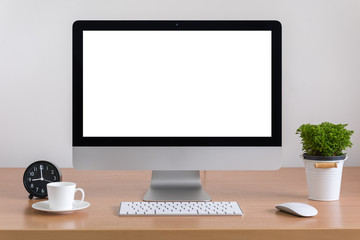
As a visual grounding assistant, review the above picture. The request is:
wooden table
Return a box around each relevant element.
[1,168,360,240]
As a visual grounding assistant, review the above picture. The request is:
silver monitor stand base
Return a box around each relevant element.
[143,170,212,201]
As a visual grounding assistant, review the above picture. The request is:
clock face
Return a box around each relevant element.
[23,161,62,198]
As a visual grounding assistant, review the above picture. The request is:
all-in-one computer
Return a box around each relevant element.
[72,20,282,202]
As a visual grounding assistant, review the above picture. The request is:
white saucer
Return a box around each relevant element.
[32,200,90,214]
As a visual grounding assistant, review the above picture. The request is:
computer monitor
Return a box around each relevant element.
[73,20,282,201]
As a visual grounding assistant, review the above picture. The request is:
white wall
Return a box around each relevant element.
[0,0,359,168]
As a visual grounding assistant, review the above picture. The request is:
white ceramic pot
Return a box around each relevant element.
[302,155,347,201]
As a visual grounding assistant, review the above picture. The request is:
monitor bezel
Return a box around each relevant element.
[73,20,281,147]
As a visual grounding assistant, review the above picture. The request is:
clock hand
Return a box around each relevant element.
[40,165,44,179]
[32,178,52,183]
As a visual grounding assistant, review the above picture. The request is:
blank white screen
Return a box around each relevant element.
[83,31,271,137]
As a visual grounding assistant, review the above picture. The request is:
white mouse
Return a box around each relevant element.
[275,202,318,217]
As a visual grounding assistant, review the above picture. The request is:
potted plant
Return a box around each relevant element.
[296,122,354,201]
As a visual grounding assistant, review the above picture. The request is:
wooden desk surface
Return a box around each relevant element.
[1,168,360,240]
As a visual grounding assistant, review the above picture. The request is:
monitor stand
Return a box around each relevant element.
[143,170,212,201]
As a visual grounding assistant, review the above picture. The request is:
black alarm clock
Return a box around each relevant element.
[23,160,62,199]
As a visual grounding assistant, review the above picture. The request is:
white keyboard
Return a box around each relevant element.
[119,201,243,216]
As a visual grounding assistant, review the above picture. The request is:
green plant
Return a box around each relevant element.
[296,122,354,156]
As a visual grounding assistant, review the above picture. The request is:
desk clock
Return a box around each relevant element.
[23,160,62,199]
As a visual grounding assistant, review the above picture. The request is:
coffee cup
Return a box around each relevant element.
[47,182,85,211]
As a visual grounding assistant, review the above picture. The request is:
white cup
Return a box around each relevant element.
[47,182,85,211]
